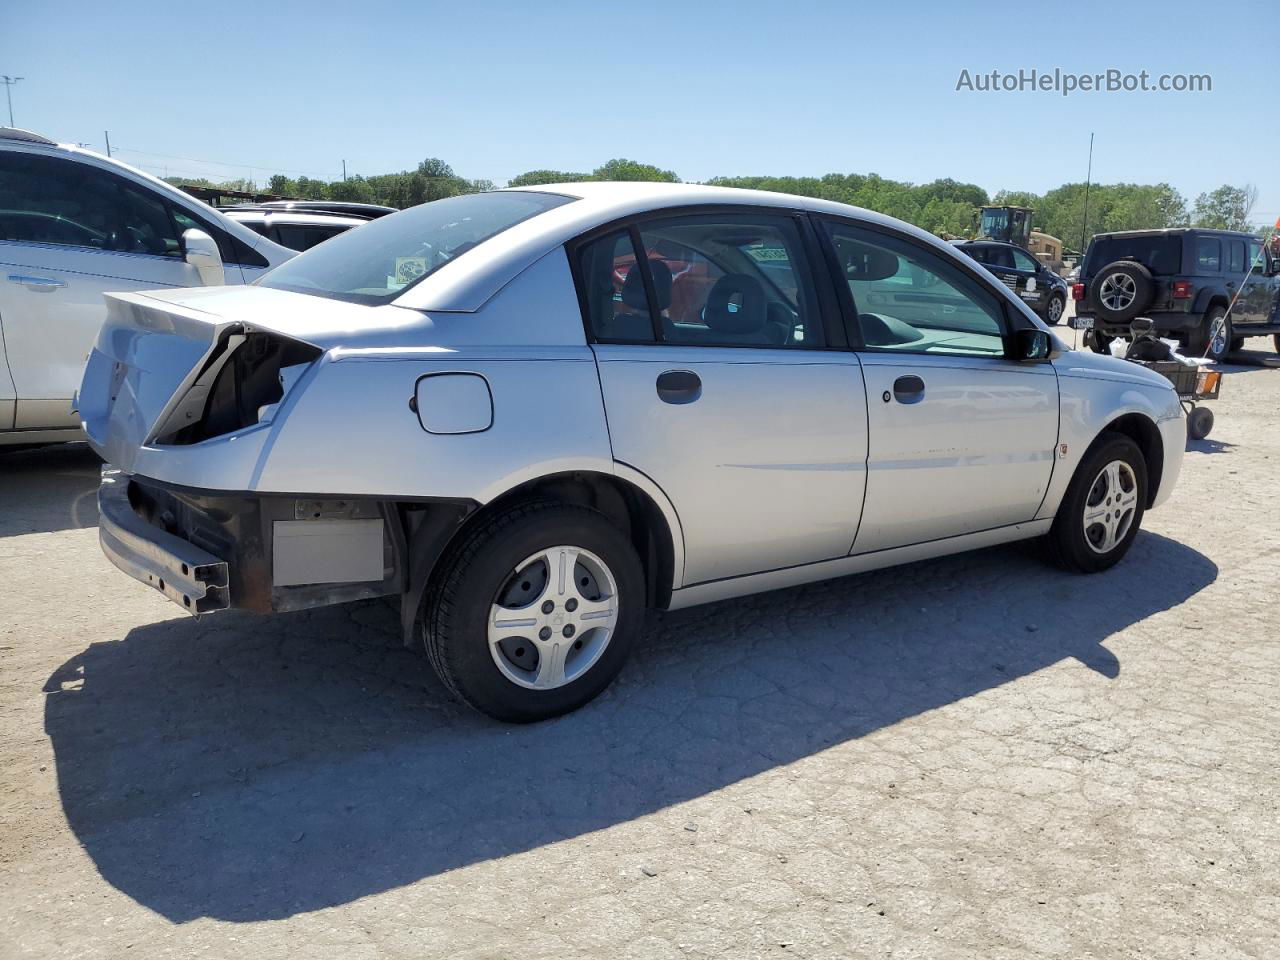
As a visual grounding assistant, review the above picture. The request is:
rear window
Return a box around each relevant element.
[258,191,574,304]
[1085,235,1181,277]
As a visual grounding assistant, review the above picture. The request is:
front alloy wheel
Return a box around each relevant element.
[1046,432,1147,573]
[1082,460,1139,555]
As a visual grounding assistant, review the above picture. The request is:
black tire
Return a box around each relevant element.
[1044,293,1066,325]
[1273,333,1280,355]
[1231,337,1244,353]
[1187,406,1214,440]
[422,501,645,723]
[1089,261,1154,323]
[1186,305,1229,360]
[1087,329,1114,355]
[1045,433,1148,573]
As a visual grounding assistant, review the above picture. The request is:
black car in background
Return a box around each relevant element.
[1069,228,1280,359]
[954,240,1069,324]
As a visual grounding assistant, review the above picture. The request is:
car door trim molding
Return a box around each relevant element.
[669,517,1054,610]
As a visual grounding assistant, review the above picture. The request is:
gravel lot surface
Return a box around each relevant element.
[2,328,1278,959]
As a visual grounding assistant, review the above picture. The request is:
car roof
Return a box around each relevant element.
[1092,227,1257,240]
[397,181,962,312]
[0,130,294,264]
[223,208,365,227]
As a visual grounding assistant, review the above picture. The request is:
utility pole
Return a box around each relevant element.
[104,130,112,157]
[342,159,347,181]
[1,76,24,127]
[1080,132,1095,255]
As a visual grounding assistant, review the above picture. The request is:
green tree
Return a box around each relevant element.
[267,174,298,196]
[592,158,679,182]
[1192,184,1258,231]
[507,169,591,187]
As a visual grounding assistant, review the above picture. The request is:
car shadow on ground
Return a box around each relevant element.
[0,443,101,536]
[43,531,1216,924]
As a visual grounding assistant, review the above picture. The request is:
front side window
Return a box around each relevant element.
[0,151,178,255]
[259,191,574,304]
[823,221,1007,357]
[1011,248,1040,272]
[985,246,1016,269]
[1196,236,1221,272]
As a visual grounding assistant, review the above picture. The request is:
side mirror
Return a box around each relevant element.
[182,228,224,286]
[1009,327,1052,362]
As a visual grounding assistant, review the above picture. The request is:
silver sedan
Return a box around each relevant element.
[80,183,1186,721]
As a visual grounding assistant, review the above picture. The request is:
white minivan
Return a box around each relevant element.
[0,128,293,446]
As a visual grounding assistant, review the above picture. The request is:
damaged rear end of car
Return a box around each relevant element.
[81,290,428,618]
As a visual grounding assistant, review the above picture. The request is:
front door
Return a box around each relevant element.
[820,219,1059,554]
[577,212,869,586]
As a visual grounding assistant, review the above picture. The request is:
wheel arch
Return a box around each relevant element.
[1090,412,1165,508]
[399,468,682,644]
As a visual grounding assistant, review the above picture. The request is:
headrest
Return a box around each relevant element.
[704,273,766,335]
[621,258,672,311]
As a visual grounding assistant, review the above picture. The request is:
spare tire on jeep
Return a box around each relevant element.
[1089,261,1155,323]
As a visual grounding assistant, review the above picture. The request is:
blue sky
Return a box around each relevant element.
[4,0,1276,225]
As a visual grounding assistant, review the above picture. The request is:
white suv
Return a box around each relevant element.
[0,128,293,447]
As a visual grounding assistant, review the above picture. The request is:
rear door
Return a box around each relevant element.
[579,209,869,586]
[0,152,220,427]
[819,219,1059,553]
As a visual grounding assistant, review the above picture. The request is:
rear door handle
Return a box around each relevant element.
[8,274,67,291]
[891,375,925,404]
[656,369,702,405]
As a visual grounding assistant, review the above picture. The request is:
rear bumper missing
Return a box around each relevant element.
[98,469,230,613]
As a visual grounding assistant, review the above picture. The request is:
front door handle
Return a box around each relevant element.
[891,375,925,404]
[656,369,702,405]
[8,274,67,292]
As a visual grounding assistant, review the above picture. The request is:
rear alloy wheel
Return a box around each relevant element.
[1045,294,1065,325]
[1046,433,1147,573]
[423,502,644,722]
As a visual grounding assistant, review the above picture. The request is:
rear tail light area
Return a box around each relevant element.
[1071,283,1085,301]
[152,332,320,445]
[1173,281,1194,299]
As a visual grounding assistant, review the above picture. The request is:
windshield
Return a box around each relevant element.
[1086,235,1181,277]
[258,191,574,304]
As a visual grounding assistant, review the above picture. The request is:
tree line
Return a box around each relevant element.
[167,158,1261,251]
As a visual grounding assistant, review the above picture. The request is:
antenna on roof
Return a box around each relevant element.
[0,76,23,127]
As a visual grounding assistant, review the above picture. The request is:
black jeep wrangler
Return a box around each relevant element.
[1070,228,1280,360]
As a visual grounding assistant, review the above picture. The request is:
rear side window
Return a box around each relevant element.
[577,213,824,348]
[259,191,574,304]
[270,223,349,251]
[1227,240,1245,274]
[578,231,656,342]
[1196,237,1221,272]
[1085,236,1181,277]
